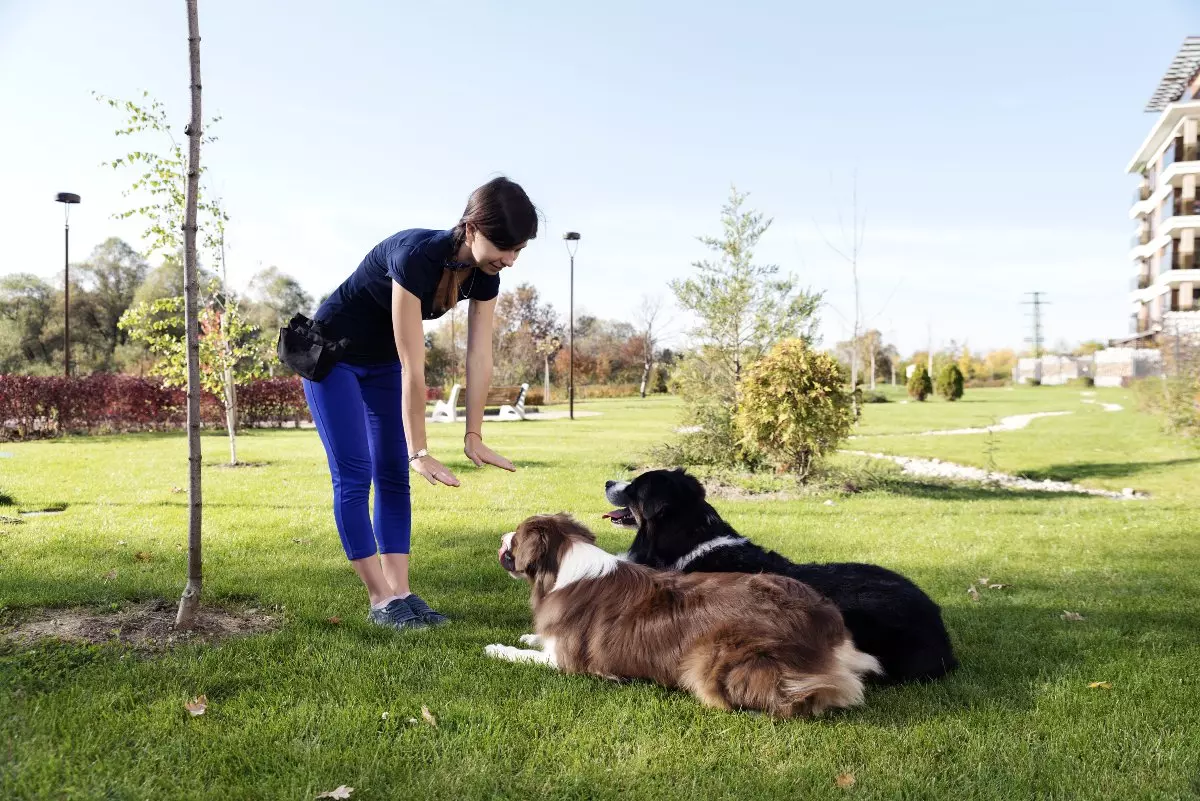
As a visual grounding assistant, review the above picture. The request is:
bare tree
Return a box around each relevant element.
[216,222,237,465]
[860,329,882,390]
[634,294,668,398]
[534,335,561,403]
[816,173,866,414]
[177,0,205,630]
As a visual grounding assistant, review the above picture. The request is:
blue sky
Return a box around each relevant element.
[1,0,1195,354]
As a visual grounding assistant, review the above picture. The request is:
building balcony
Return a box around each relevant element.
[1129,313,1154,335]
[1134,184,1153,203]
[1159,194,1200,223]
[1131,229,1152,248]
[1158,267,1200,286]
[1131,273,1153,291]
[1164,241,1189,270]
[1162,138,1198,170]
[1126,100,1200,174]
[1130,184,1172,219]
[1160,156,1200,188]
[1130,232,1171,261]
[1158,211,1200,238]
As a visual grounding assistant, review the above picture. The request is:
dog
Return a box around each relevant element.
[604,469,958,684]
[485,513,881,718]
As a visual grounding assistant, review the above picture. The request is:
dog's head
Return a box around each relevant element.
[499,513,597,593]
[603,469,720,568]
[604,468,707,529]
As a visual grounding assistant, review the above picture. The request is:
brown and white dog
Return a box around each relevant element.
[486,513,881,718]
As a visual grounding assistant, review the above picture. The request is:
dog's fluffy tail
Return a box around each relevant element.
[681,637,881,719]
[779,640,883,717]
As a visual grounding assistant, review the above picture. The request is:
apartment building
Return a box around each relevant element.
[1127,37,1200,343]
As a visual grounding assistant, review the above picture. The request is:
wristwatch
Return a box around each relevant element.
[408,448,429,464]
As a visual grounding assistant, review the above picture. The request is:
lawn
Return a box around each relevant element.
[1,389,1198,800]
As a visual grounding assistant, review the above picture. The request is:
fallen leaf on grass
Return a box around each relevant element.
[967,586,981,602]
[836,772,856,789]
[316,786,354,800]
[987,584,1010,590]
[977,577,990,585]
[134,551,152,562]
[184,695,208,716]
[1088,681,1113,690]
[171,486,184,494]
[293,538,311,545]
[1061,611,1085,622]
[380,712,389,721]
[102,569,118,581]
[327,616,342,625]
[116,540,127,546]
[421,705,438,728]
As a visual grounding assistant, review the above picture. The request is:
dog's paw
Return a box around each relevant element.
[518,633,542,648]
[484,643,513,660]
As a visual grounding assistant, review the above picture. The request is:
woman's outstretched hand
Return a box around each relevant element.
[410,454,461,487]
[464,432,516,472]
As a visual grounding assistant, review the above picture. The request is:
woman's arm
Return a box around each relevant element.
[463,297,515,472]
[392,280,459,487]
[463,297,495,439]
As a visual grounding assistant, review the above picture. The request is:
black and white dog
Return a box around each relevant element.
[604,469,958,684]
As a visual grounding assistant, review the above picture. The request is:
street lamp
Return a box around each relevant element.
[563,231,581,420]
[55,192,81,377]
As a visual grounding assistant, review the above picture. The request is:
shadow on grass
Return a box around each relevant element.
[871,480,1114,502]
[7,544,1198,728]
[0,490,14,506]
[1017,458,1200,483]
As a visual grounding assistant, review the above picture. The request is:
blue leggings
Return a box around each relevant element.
[303,361,412,561]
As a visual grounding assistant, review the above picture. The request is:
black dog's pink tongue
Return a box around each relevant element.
[602,508,629,519]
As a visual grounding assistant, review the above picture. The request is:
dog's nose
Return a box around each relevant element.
[605,480,615,489]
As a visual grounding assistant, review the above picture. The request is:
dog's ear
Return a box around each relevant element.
[554,513,596,544]
[512,517,554,575]
[671,467,705,500]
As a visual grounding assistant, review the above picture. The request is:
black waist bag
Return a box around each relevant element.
[277,314,350,382]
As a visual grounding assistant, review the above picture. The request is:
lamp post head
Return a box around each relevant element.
[55,192,81,204]
[563,231,580,241]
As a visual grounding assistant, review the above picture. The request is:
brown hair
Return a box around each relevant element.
[452,177,539,251]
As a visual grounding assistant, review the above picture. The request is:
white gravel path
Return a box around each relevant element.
[843,450,1145,500]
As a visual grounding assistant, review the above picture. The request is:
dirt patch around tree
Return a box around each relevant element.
[3,598,280,651]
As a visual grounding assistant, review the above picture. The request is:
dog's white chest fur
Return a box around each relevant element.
[552,541,619,591]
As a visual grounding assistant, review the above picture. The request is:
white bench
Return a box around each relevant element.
[429,382,530,422]
[430,384,462,423]
[498,383,530,421]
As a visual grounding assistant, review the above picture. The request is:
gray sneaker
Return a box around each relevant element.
[404,593,449,626]
[367,598,427,631]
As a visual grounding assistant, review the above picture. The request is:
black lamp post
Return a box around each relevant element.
[55,192,81,377]
[563,231,581,420]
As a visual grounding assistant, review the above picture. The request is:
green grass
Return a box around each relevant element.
[854,384,1087,436]
[1,391,1198,800]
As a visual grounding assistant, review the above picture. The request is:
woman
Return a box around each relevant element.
[303,177,538,631]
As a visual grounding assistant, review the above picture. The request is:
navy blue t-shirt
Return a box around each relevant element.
[314,228,501,365]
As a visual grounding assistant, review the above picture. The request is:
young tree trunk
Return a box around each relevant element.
[542,354,551,405]
[639,361,650,398]
[220,232,237,466]
[177,0,204,631]
[224,366,237,465]
[869,350,876,391]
